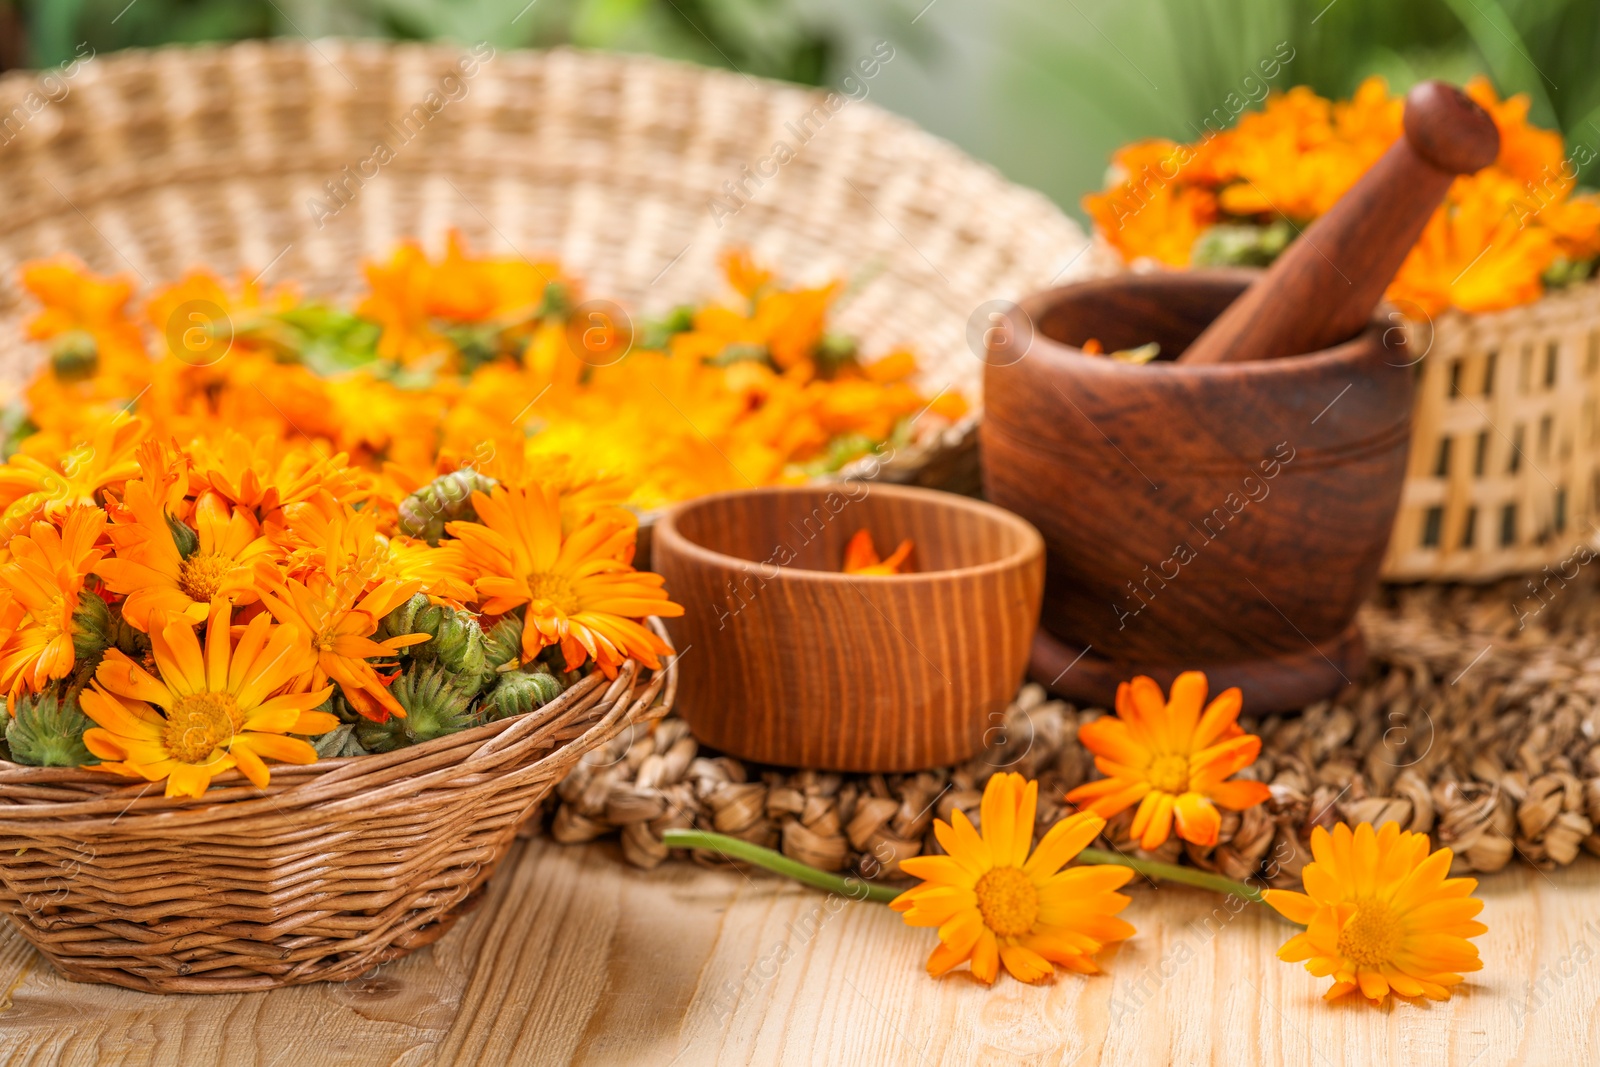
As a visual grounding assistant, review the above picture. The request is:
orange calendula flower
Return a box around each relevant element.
[0,507,108,697]
[188,431,370,517]
[254,569,428,724]
[21,256,148,368]
[143,268,299,364]
[1089,75,1600,315]
[473,450,633,537]
[358,241,450,365]
[1083,139,1219,266]
[1066,671,1271,850]
[841,529,913,575]
[891,772,1135,984]
[446,485,682,677]
[80,602,337,798]
[0,412,146,541]
[97,488,276,629]
[721,247,773,300]
[1263,822,1487,1005]
[357,232,562,365]
[1390,170,1559,315]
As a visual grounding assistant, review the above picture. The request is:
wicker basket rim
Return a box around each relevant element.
[0,37,1061,241]
[0,618,676,812]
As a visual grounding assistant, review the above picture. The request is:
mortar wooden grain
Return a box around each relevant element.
[652,484,1044,771]
[981,270,1414,713]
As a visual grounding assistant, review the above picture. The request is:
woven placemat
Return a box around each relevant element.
[538,570,1600,885]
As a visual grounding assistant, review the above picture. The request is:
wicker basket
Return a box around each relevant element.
[0,39,1102,488]
[1382,279,1600,580]
[0,630,675,993]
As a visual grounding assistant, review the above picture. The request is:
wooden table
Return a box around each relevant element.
[0,837,1591,1065]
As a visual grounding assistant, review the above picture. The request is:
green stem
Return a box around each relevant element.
[662,829,902,903]
[661,830,1269,909]
[1078,847,1266,906]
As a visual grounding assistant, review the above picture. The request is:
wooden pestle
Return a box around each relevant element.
[1178,80,1500,365]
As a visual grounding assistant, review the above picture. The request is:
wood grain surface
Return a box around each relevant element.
[983,270,1414,713]
[653,485,1045,772]
[1,836,1592,1066]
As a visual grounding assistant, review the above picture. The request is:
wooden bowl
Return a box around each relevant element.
[982,270,1414,713]
[652,484,1045,771]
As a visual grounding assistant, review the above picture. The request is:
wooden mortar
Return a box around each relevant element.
[981,270,1413,712]
[982,80,1498,712]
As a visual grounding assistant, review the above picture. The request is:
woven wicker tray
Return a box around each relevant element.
[0,40,1103,485]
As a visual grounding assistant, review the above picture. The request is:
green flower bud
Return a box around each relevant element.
[376,593,428,644]
[1191,219,1292,269]
[537,281,573,320]
[70,591,114,661]
[6,689,94,767]
[306,723,370,759]
[378,594,489,686]
[355,664,480,752]
[481,668,565,721]
[431,612,488,682]
[314,686,363,725]
[50,331,99,382]
[165,512,200,560]
[105,600,148,659]
[483,614,524,674]
[397,469,497,545]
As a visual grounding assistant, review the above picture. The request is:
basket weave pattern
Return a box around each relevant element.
[0,41,1098,459]
[0,641,674,993]
[1384,280,1600,580]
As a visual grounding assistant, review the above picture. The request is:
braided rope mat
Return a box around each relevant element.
[541,574,1600,886]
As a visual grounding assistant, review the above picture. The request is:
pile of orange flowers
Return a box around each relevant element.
[0,419,681,795]
[13,237,965,518]
[1085,76,1600,314]
[0,236,965,795]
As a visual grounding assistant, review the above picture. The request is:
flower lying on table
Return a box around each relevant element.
[891,772,1136,984]
[1264,821,1486,1005]
[1066,671,1272,849]
[660,740,1489,999]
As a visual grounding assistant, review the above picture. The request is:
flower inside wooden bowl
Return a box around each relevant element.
[652,484,1045,772]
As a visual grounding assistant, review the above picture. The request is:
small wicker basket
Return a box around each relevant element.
[1383,279,1600,581]
[0,631,675,993]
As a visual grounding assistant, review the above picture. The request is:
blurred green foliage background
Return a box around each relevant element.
[4,0,1597,220]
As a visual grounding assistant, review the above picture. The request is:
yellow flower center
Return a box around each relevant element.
[163,691,242,764]
[974,865,1039,938]
[37,594,66,638]
[1337,897,1403,969]
[178,551,234,603]
[526,570,579,615]
[1148,754,1189,794]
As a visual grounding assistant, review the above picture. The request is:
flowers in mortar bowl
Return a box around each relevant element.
[0,421,681,797]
